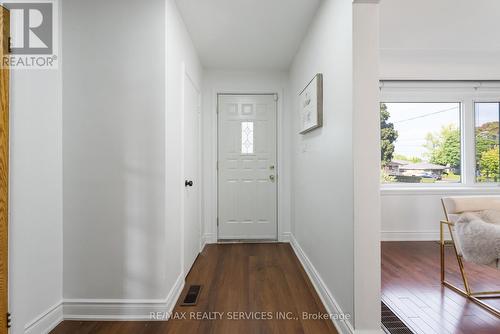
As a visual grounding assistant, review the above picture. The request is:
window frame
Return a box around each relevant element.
[380,81,500,191]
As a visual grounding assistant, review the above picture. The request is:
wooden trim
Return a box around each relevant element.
[0,5,9,333]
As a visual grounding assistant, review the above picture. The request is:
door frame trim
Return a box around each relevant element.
[0,6,8,332]
[211,90,285,242]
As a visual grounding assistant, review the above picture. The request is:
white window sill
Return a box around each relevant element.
[381,185,500,196]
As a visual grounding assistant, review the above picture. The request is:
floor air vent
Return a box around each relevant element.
[381,301,414,334]
[181,285,202,306]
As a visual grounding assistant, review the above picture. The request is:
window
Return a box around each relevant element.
[475,103,499,183]
[241,121,254,154]
[381,102,461,184]
[380,82,500,187]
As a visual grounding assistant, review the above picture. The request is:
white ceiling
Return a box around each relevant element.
[175,0,322,70]
[380,0,500,51]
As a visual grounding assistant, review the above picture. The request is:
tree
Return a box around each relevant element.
[380,169,396,183]
[475,121,499,179]
[476,135,497,161]
[476,121,499,162]
[477,121,499,137]
[479,147,500,181]
[380,103,398,166]
[425,125,461,170]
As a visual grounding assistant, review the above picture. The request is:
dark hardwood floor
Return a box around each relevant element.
[382,241,500,334]
[52,243,338,334]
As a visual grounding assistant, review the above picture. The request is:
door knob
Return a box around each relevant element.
[269,175,275,182]
[185,180,193,187]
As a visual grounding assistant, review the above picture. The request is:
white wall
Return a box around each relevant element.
[63,0,168,302]
[353,1,382,331]
[289,0,354,328]
[9,3,63,333]
[201,70,290,243]
[381,191,450,241]
[380,0,500,80]
[166,0,203,283]
[9,68,63,334]
[381,188,500,241]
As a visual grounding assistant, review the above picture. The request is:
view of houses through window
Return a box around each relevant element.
[381,102,462,184]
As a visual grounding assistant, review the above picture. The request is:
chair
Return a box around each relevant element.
[441,196,500,317]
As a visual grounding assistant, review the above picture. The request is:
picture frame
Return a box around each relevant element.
[299,73,323,134]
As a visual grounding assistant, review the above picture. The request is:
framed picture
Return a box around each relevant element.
[299,73,323,134]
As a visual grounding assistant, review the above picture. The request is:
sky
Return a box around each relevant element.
[476,102,499,127]
[384,102,460,160]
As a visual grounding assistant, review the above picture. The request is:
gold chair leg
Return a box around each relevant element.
[469,296,500,317]
[440,221,445,282]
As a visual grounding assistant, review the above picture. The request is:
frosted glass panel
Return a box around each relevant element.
[241,122,254,154]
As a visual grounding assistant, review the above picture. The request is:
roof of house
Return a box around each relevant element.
[387,159,410,166]
[400,162,447,170]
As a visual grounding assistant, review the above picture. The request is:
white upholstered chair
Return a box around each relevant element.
[441,196,500,317]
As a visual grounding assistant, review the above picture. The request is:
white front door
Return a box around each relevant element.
[183,73,201,275]
[218,94,277,240]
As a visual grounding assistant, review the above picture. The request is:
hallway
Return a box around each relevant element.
[52,244,339,334]
[7,0,382,332]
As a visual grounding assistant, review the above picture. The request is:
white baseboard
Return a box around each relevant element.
[24,302,63,334]
[63,273,184,321]
[218,234,277,240]
[381,230,450,241]
[202,233,217,246]
[289,235,354,334]
[279,232,292,242]
[202,232,291,243]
